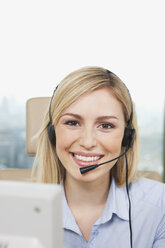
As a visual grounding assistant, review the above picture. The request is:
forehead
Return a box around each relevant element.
[63,88,124,118]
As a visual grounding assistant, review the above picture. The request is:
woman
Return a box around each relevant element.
[32,67,165,248]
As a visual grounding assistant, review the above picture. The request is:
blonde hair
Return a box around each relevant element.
[32,66,139,186]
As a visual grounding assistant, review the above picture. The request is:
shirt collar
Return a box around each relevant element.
[62,184,82,234]
[62,178,129,231]
[94,178,129,225]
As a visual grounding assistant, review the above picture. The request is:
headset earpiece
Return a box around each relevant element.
[47,122,56,146]
[122,127,136,148]
[121,90,135,149]
[47,87,58,146]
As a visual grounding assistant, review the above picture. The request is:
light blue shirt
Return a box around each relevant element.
[62,177,165,248]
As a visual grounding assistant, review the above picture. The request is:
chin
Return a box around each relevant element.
[77,167,111,183]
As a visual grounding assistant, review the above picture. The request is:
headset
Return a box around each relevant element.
[47,71,135,151]
[47,70,135,248]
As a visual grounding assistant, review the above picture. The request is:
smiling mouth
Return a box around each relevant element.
[71,153,104,167]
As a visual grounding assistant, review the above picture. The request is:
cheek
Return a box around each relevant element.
[55,126,78,152]
[101,131,124,153]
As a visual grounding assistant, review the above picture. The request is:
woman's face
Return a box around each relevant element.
[55,87,125,183]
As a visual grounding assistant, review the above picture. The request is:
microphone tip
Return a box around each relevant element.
[80,164,98,174]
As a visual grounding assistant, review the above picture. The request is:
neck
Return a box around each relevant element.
[64,173,111,207]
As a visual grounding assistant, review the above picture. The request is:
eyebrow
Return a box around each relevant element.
[61,113,119,120]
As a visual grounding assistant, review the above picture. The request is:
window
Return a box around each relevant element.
[0,1,164,178]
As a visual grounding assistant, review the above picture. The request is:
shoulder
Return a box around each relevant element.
[130,177,165,210]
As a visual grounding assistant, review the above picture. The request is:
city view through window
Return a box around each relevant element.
[0,0,165,179]
[0,96,164,177]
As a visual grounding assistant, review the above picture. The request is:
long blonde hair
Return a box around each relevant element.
[32,66,139,186]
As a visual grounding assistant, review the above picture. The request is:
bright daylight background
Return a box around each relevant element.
[0,0,164,176]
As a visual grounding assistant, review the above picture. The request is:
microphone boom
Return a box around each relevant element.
[80,148,129,174]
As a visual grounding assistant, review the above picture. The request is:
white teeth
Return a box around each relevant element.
[74,154,101,162]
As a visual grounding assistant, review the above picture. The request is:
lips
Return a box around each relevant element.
[71,152,104,167]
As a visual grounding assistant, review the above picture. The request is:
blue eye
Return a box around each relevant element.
[100,123,114,129]
[64,120,79,126]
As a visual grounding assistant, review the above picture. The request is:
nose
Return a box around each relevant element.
[79,126,97,150]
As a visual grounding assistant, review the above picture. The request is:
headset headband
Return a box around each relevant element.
[47,70,135,148]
